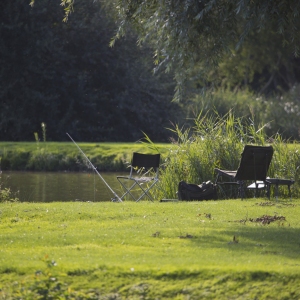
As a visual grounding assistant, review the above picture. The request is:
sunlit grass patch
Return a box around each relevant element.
[0,141,170,172]
[0,200,300,298]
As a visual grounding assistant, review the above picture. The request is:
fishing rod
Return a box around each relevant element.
[66,133,122,202]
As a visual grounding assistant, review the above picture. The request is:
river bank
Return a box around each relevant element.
[0,141,170,172]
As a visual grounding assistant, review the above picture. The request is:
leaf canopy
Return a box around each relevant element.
[110,0,300,98]
[31,0,300,99]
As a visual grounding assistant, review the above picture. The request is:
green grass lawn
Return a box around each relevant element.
[1,198,300,299]
[0,141,171,172]
[0,141,169,157]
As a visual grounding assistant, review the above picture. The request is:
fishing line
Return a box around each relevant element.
[66,133,122,202]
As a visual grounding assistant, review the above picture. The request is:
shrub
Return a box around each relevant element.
[189,86,300,141]
[0,174,19,203]
[155,111,300,200]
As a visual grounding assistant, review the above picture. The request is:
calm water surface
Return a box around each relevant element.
[1,171,125,202]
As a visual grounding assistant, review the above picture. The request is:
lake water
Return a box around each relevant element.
[0,171,126,202]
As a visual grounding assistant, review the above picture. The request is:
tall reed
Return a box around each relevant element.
[154,111,300,200]
[41,122,46,142]
[0,174,19,202]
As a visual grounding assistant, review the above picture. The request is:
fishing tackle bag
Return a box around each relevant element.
[177,180,217,201]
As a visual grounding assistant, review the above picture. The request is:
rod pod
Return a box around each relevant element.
[66,133,122,202]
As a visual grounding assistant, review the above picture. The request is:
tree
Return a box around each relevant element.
[207,28,300,94]
[30,1,300,98]
[33,0,300,98]
[1,0,183,141]
[109,0,300,98]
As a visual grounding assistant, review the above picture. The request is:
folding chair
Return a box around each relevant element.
[117,152,160,202]
[215,145,273,199]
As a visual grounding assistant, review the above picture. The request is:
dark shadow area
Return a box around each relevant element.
[188,223,300,260]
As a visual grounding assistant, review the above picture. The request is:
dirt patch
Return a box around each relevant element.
[249,215,286,225]
[255,202,275,206]
[255,202,296,207]
[230,214,286,225]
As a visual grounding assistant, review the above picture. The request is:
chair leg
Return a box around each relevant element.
[237,181,245,200]
[117,178,158,202]
[117,179,139,201]
[215,173,220,185]
[275,183,279,202]
[266,183,271,199]
[135,181,158,202]
[136,186,153,202]
[288,184,292,201]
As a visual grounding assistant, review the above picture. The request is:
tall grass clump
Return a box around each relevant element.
[190,86,300,141]
[0,174,19,203]
[155,111,300,200]
[269,135,300,194]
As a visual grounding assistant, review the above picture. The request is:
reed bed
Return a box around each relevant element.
[155,111,300,200]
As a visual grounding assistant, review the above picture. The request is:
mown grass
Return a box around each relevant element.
[1,199,300,299]
[0,142,169,172]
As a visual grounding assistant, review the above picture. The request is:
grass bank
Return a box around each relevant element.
[0,142,169,172]
[1,199,300,299]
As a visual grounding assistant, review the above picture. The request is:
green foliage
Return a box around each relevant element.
[0,187,19,203]
[187,87,300,141]
[109,0,300,99]
[156,111,300,199]
[1,201,300,298]
[3,0,300,142]
[0,175,19,203]
[0,142,169,172]
[0,0,182,142]
[207,29,300,95]
[262,86,300,140]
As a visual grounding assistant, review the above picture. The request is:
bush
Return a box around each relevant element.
[0,174,19,203]
[155,111,300,200]
[188,86,300,141]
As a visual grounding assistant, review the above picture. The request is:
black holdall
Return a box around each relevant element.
[177,180,217,201]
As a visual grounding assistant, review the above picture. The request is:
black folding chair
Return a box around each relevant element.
[215,145,273,199]
[117,152,160,202]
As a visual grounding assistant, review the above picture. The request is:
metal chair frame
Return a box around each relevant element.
[117,153,160,202]
[215,145,274,199]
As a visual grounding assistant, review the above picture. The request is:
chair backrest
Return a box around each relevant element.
[235,145,273,181]
[131,152,160,169]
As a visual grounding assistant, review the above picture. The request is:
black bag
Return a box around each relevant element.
[177,180,217,201]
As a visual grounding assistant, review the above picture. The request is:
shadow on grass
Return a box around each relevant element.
[187,224,300,260]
